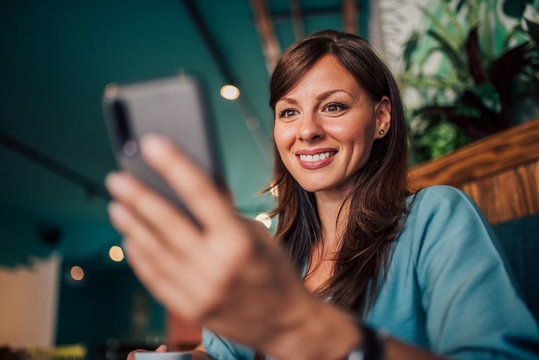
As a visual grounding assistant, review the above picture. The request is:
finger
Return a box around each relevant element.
[124,238,216,324]
[106,172,200,255]
[155,345,167,352]
[108,201,201,282]
[139,134,236,230]
[108,201,169,260]
[110,202,244,324]
[127,350,146,360]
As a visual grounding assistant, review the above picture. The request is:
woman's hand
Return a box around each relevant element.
[105,135,349,358]
[127,345,167,360]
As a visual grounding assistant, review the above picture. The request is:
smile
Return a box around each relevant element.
[299,151,336,162]
[296,150,337,169]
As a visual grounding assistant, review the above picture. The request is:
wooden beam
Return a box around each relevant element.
[289,0,305,40]
[342,0,358,35]
[408,117,539,224]
[459,160,539,224]
[408,117,539,189]
[250,0,281,73]
[270,6,341,22]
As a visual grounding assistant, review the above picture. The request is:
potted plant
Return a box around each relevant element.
[400,0,539,165]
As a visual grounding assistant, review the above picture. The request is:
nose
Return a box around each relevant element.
[297,112,324,142]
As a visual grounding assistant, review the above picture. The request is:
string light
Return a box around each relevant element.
[220,85,240,100]
[70,266,84,281]
[255,213,272,229]
[109,245,124,262]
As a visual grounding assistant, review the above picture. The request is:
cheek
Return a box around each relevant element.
[273,124,296,157]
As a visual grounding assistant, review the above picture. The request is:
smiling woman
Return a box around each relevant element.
[273,55,390,196]
[106,30,539,360]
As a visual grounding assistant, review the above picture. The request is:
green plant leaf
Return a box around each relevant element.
[468,83,501,113]
[502,0,529,18]
[525,18,539,45]
[490,41,531,128]
[456,0,468,15]
[439,0,465,40]
[426,29,467,78]
[466,27,489,84]
[419,4,461,49]
[403,31,421,71]
[416,103,493,138]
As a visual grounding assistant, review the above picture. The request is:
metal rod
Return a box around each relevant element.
[182,0,272,164]
[182,0,237,85]
[343,0,358,35]
[0,131,110,200]
[250,0,282,73]
[289,0,305,40]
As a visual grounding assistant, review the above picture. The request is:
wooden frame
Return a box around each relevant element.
[408,117,539,224]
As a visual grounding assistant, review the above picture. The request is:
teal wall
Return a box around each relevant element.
[56,260,165,360]
[0,0,371,355]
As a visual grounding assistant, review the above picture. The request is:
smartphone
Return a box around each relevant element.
[102,74,220,222]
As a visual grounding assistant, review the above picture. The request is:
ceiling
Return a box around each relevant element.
[0,0,370,266]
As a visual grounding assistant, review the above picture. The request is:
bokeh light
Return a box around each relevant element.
[220,85,240,100]
[70,266,84,281]
[109,245,124,262]
[255,213,272,229]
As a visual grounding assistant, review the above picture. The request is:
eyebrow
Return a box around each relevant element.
[277,89,354,106]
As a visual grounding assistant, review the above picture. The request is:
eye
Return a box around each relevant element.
[323,102,348,113]
[278,108,298,118]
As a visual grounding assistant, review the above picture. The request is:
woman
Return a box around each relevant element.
[106,30,539,359]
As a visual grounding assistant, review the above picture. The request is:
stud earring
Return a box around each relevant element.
[378,129,385,136]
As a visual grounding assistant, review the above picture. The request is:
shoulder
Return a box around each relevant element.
[393,188,539,358]
[404,185,491,240]
[408,185,479,216]
[397,185,500,271]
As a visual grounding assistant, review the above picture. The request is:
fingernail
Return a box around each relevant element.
[140,134,168,159]
[105,172,128,196]
[108,201,129,224]
[155,345,167,352]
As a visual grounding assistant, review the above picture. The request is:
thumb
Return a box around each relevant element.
[155,345,168,352]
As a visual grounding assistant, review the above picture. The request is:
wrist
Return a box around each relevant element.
[261,297,362,360]
[343,323,387,360]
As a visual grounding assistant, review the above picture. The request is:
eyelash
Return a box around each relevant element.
[324,102,348,112]
[277,102,348,118]
[278,108,297,118]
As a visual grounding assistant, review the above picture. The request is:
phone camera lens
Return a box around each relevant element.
[111,99,137,157]
[123,139,138,157]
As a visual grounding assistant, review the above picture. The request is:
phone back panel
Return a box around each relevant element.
[103,75,219,217]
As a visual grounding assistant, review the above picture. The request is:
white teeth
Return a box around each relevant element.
[299,152,335,162]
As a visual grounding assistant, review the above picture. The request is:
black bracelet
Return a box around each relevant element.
[344,323,387,360]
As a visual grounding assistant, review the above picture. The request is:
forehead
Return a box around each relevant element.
[278,54,363,102]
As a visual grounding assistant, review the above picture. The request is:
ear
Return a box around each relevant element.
[374,96,391,139]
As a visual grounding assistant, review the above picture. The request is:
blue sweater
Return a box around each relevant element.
[202,186,539,359]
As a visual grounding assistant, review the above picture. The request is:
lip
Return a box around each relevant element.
[295,148,337,169]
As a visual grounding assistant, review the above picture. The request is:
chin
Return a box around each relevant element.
[296,180,334,193]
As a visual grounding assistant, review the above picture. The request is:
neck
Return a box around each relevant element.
[304,189,350,292]
[314,189,350,252]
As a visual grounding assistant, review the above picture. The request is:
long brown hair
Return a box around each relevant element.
[268,30,409,315]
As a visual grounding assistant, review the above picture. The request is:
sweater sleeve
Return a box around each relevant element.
[201,327,254,360]
[412,186,539,359]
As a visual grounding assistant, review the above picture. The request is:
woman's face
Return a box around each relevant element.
[273,54,390,196]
